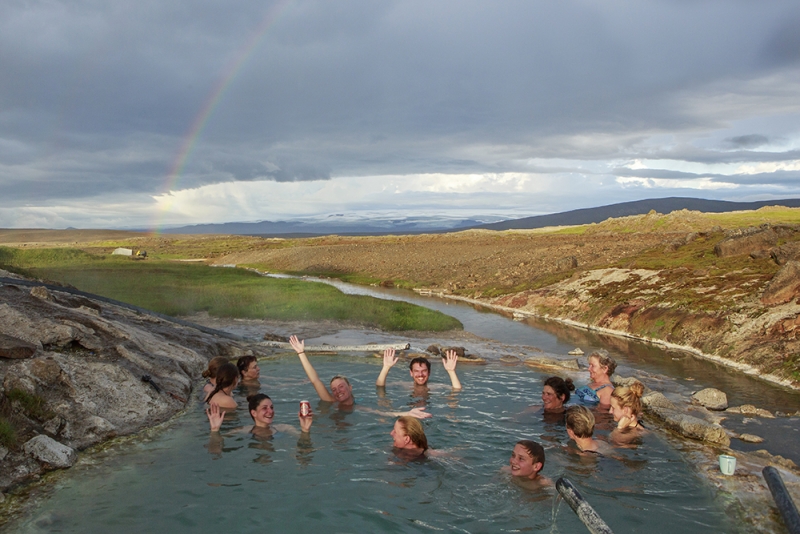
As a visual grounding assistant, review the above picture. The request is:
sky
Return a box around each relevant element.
[2,0,800,230]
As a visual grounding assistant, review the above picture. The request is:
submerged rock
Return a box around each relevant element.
[727,404,775,418]
[524,356,580,371]
[23,435,77,469]
[692,388,728,411]
[642,391,676,410]
[736,433,764,443]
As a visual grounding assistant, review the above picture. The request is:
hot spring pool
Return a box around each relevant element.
[10,356,732,533]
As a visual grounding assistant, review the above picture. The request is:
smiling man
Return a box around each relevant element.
[376,348,462,390]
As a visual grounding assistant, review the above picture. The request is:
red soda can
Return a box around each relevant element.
[299,400,311,416]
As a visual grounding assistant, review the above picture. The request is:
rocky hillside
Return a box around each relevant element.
[211,209,800,386]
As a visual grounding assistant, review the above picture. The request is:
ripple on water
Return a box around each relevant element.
[11,359,739,533]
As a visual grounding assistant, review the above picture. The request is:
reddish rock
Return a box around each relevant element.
[714,229,778,257]
[770,241,800,265]
[761,261,800,306]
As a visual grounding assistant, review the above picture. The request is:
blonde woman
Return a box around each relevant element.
[608,382,646,445]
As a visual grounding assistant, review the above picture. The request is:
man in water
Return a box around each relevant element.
[376,348,462,391]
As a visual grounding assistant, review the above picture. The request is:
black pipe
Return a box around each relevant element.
[555,477,614,534]
[763,466,800,534]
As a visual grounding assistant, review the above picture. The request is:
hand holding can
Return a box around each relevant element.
[299,400,312,417]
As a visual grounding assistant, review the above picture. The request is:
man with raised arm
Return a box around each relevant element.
[375,348,462,390]
[289,335,431,418]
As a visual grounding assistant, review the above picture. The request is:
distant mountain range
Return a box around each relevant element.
[161,197,800,237]
[160,214,505,237]
[473,197,800,231]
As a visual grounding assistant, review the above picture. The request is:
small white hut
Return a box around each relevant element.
[112,248,133,256]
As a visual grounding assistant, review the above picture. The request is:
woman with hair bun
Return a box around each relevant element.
[608,382,646,444]
[201,357,230,399]
[204,362,239,409]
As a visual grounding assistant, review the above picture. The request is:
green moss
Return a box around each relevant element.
[0,417,16,448]
[6,389,52,422]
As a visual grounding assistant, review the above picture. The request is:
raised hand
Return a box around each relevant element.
[443,350,459,371]
[289,335,305,355]
[206,402,225,432]
[298,413,313,433]
[382,348,398,370]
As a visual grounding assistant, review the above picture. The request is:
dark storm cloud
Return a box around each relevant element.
[1,0,800,211]
[725,135,771,149]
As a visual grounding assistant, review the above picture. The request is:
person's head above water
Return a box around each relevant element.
[509,440,545,479]
[565,405,595,438]
[409,357,431,386]
[237,355,260,382]
[202,357,229,381]
[329,375,354,404]
[588,351,617,382]
[391,416,428,451]
[609,382,644,421]
[205,363,239,403]
[247,393,274,426]
[542,376,575,412]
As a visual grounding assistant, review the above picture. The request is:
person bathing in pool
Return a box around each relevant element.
[289,335,431,419]
[204,362,239,410]
[207,393,312,437]
[565,405,613,456]
[375,348,462,391]
[502,440,551,487]
[574,351,616,406]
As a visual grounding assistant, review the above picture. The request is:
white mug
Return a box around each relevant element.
[718,454,736,475]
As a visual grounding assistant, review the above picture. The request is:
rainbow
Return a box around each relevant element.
[151,0,293,233]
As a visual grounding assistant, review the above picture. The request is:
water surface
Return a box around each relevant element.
[10,359,731,533]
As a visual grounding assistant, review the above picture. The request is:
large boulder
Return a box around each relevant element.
[714,228,778,258]
[0,333,38,359]
[647,405,731,446]
[642,391,676,411]
[770,242,800,265]
[23,435,77,469]
[692,388,728,410]
[761,261,800,306]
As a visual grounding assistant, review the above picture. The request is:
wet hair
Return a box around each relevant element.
[247,393,272,420]
[565,405,595,438]
[396,416,428,451]
[588,350,617,377]
[611,382,645,417]
[543,376,575,403]
[202,357,229,379]
[516,440,545,470]
[236,355,258,379]
[329,375,351,387]
[204,363,239,404]
[409,357,431,373]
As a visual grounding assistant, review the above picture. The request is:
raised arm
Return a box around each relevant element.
[375,348,399,387]
[443,350,462,390]
[290,335,335,402]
